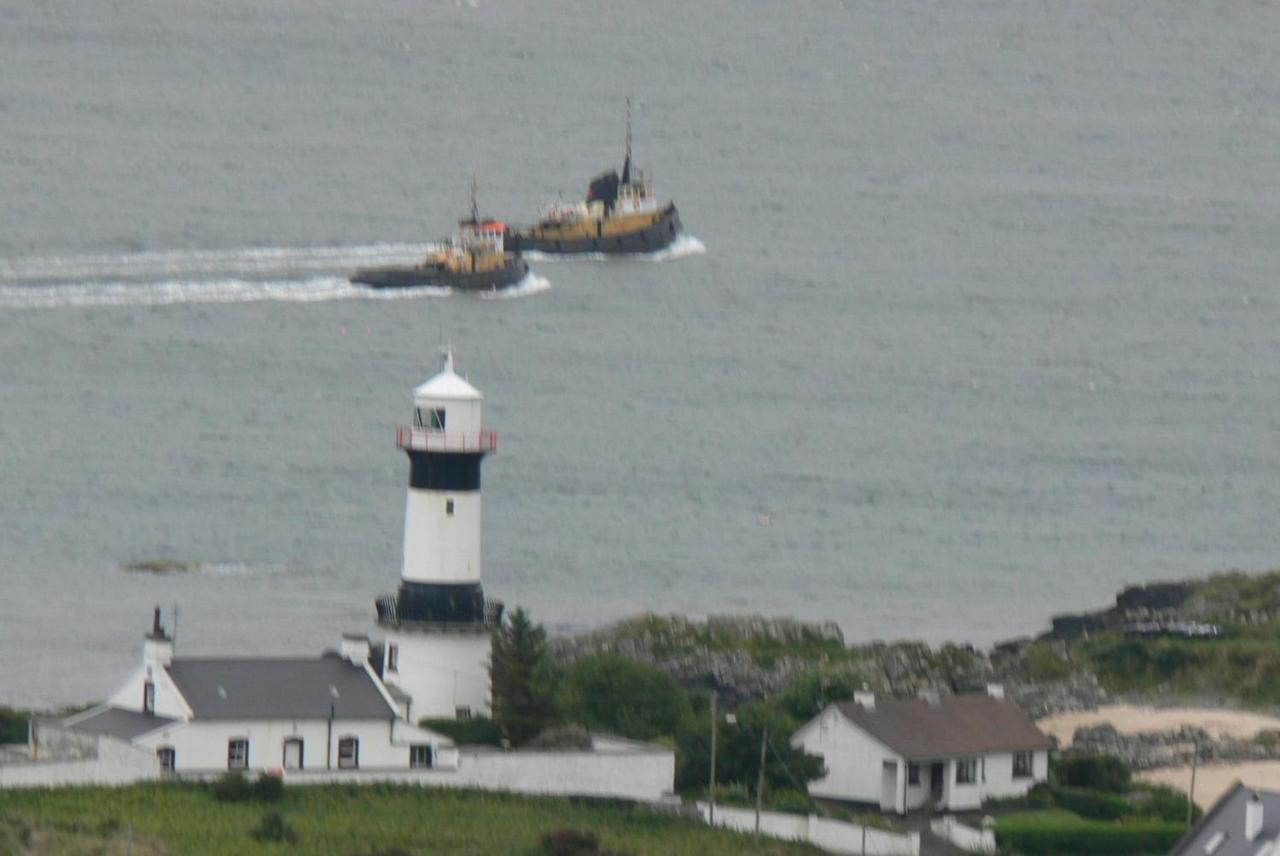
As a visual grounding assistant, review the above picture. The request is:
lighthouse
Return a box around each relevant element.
[376,348,503,721]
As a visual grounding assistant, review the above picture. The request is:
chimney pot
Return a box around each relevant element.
[1246,792,1264,841]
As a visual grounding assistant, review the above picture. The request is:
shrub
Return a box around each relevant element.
[421,716,504,747]
[561,655,692,742]
[996,816,1184,855]
[1053,754,1131,793]
[527,724,593,750]
[250,811,297,844]
[253,772,284,802]
[776,671,863,721]
[532,827,632,856]
[1130,783,1201,823]
[1025,643,1072,681]
[1048,785,1126,821]
[211,771,253,803]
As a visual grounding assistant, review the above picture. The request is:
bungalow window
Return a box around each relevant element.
[1013,750,1034,779]
[227,738,249,769]
[955,758,978,785]
[156,746,175,772]
[386,643,399,673]
[338,736,359,769]
[907,763,920,786]
[410,744,434,769]
[143,681,155,714]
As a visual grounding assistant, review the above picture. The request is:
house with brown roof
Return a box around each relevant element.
[790,686,1052,814]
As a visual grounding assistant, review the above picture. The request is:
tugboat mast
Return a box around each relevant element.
[622,98,632,185]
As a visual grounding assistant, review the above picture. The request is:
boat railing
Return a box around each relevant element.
[396,426,498,454]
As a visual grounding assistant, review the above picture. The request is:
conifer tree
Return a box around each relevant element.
[490,607,559,746]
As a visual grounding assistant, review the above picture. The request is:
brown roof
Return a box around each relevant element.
[834,693,1053,760]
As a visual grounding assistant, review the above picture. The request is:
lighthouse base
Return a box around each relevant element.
[380,626,494,721]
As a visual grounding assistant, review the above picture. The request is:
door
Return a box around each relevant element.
[930,762,945,802]
[283,738,303,770]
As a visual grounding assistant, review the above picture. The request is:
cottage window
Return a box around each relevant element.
[446,499,455,516]
[338,737,359,769]
[955,758,978,784]
[410,745,434,769]
[907,763,920,786]
[283,738,304,770]
[387,643,399,673]
[143,681,156,714]
[157,747,175,772]
[227,738,249,769]
[1013,750,1033,779]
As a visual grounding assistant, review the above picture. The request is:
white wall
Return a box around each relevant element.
[383,629,491,721]
[133,718,446,773]
[284,739,675,803]
[931,816,997,854]
[697,803,920,856]
[792,706,900,805]
[104,663,191,720]
[401,490,482,585]
[0,730,159,788]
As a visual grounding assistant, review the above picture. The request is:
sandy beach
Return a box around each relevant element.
[1038,705,1280,748]
[1139,762,1280,810]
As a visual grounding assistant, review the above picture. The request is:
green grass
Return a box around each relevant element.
[0,783,822,855]
[994,808,1185,855]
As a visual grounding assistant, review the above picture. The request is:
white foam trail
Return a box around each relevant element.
[0,276,458,309]
[478,270,552,300]
[0,243,434,283]
[522,233,706,263]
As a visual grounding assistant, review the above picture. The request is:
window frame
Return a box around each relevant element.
[157,746,175,772]
[337,736,359,769]
[410,744,434,769]
[227,738,249,769]
[907,762,920,786]
[282,737,304,771]
[143,680,156,714]
[386,643,399,673]
[1012,750,1034,779]
[955,757,978,785]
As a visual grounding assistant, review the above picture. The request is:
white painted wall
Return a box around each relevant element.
[0,730,159,788]
[103,663,192,720]
[132,717,447,773]
[401,490,482,585]
[791,706,901,805]
[931,816,997,854]
[697,803,920,856]
[383,629,491,721]
[284,739,675,803]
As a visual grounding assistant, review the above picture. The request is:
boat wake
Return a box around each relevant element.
[522,233,706,263]
[479,270,551,300]
[0,242,549,309]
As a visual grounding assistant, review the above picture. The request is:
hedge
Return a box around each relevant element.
[1049,785,1128,821]
[996,817,1185,855]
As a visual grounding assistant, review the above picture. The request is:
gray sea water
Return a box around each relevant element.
[2,0,1278,707]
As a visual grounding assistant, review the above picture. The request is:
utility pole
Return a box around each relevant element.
[755,727,768,840]
[1188,739,1199,827]
[708,691,718,826]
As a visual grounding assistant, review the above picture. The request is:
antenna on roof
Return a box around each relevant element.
[172,603,179,646]
[622,98,633,184]
[470,173,479,224]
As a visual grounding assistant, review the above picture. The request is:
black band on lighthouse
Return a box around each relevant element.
[408,452,483,491]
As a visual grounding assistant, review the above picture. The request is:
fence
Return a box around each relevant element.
[697,803,920,855]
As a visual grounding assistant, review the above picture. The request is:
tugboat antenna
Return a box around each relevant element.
[470,174,479,224]
[622,98,632,184]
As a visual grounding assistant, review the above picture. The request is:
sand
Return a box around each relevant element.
[1139,762,1280,810]
[1037,705,1280,748]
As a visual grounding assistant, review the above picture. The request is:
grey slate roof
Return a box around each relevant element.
[834,693,1054,760]
[1170,782,1280,856]
[166,656,394,720]
[67,707,176,740]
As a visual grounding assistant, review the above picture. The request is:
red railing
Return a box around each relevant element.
[396,426,498,453]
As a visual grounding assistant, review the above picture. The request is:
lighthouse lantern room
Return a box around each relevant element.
[377,349,503,721]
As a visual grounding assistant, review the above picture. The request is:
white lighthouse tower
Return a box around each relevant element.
[376,348,502,722]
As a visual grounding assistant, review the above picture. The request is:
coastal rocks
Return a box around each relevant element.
[1070,722,1280,770]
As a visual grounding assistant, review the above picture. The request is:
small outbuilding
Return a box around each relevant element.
[791,687,1052,813]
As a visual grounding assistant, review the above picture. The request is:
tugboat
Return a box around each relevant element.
[352,180,529,291]
[505,101,681,255]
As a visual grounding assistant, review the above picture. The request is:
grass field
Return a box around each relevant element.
[0,782,822,855]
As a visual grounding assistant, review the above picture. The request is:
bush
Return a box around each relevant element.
[1048,785,1127,821]
[532,827,632,856]
[527,724,593,750]
[210,771,284,803]
[1053,754,1131,793]
[776,671,864,721]
[1025,643,1072,681]
[996,815,1184,855]
[249,811,297,844]
[421,716,504,746]
[1130,783,1201,823]
[561,655,692,742]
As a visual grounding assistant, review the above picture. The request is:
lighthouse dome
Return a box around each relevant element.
[410,350,483,436]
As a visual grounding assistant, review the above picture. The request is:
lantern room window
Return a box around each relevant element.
[413,408,446,430]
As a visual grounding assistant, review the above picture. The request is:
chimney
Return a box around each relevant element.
[143,606,174,668]
[853,689,876,710]
[340,634,371,666]
[1246,792,1264,841]
[986,683,1005,700]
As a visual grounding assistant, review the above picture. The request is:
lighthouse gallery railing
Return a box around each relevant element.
[396,427,498,453]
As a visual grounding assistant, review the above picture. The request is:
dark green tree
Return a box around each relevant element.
[776,670,865,722]
[676,700,824,794]
[490,607,560,746]
[562,654,693,741]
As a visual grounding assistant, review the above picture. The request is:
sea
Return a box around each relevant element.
[2,0,1278,708]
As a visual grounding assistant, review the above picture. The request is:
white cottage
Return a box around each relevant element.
[791,688,1052,814]
[61,612,454,775]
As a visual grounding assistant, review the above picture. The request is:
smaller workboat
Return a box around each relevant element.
[352,181,529,291]
[505,101,681,256]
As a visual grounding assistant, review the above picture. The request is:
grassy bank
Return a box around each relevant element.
[0,783,820,855]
